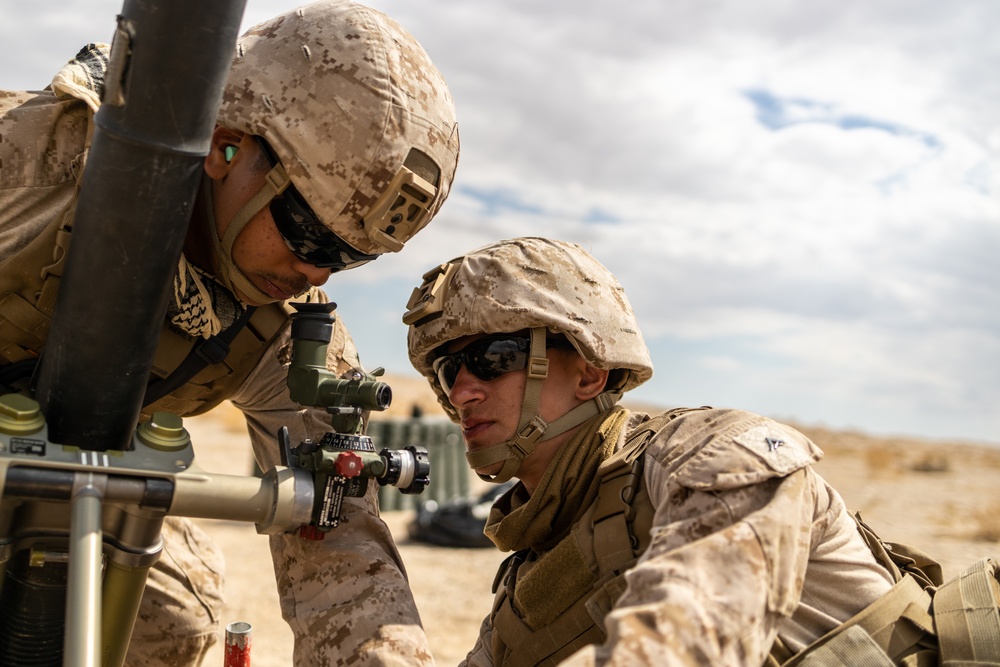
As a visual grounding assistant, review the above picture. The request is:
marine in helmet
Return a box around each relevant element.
[0,1,458,665]
[197,1,458,311]
[403,238,953,665]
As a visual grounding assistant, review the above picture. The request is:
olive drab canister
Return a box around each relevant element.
[404,237,653,420]
[216,0,460,258]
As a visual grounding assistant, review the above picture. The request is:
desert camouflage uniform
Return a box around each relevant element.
[0,53,432,667]
[406,239,995,665]
[461,408,894,666]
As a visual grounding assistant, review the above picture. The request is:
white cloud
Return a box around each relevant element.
[4,0,999,443]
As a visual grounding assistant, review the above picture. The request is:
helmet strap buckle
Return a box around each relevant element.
[263,162,291,195]
[527,356,549,381]
[511,416,548,456]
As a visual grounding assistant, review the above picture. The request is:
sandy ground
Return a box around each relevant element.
[185,378,1000,666]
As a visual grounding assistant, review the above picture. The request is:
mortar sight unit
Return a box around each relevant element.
[282,302,429,538]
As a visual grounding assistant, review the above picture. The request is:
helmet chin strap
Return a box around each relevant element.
[204,163,291,306]
[464,327,621,484]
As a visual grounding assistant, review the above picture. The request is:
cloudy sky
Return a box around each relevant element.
[4,1,999,444]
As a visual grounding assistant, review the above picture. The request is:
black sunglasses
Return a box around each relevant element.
[432,335,574,396]
[255,137,378,271]
[432,335,531,396]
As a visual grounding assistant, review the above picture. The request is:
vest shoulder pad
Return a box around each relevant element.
[660,409,823,492]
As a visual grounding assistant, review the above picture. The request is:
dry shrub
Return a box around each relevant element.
[968,501,1000,542]
[864,443,900,477]
[908,452,952,474]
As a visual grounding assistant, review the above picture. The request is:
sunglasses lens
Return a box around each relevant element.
[469,338,528,380]
[432,355,462,394]
[433,337,530,395]
[269,196,376,271]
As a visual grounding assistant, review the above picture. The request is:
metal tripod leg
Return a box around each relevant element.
[64,473,105,667]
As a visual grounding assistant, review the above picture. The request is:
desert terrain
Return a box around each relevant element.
[188,374,1000,666]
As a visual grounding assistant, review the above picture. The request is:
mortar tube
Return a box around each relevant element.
[33,0,247,452]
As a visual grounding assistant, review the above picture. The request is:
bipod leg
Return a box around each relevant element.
[64,473,105,667]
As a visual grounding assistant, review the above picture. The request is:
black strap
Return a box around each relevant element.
[142,306,257,407]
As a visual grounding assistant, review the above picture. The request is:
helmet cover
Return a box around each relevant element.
[404,237,653,419]
[216,0,460,256]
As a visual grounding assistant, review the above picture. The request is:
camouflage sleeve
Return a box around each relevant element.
[562,409,823,666]
[0,89,90,255]
[229,303,434,666]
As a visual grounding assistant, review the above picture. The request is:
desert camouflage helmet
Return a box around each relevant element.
[403,237,653,421]
[216,0,460,258]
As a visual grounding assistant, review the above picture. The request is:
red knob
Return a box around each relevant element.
[298,525,325,541]
[335,451,363,477]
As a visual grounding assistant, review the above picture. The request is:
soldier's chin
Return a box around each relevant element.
[235,281,280,306]
[473,461,505,478]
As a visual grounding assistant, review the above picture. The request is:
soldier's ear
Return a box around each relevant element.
[576,362,610,401]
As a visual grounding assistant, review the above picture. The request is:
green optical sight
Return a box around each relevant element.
[283,302,429,538]
[286,302,392,418]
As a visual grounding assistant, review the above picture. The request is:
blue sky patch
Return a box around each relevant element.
[460,185,545,216]
[744,88,940,148]
[582,207,620,225]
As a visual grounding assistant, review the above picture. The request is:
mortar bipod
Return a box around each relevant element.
[0,396,314,667]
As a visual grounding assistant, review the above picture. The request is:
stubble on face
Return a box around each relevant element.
[449,343,590,486]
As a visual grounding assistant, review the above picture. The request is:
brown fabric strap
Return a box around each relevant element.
[795,625,897,667]
[591,454,644,575]
[486,415,663,667]
[782,574,934,666]
[36,226,73,316]
[203,174,279,307]
[484,408,628,551]
[495,588,606,667]
[852,511,944,589]
[934,557,1000,664]
[468,328,552,484]
[513,327,548,439]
